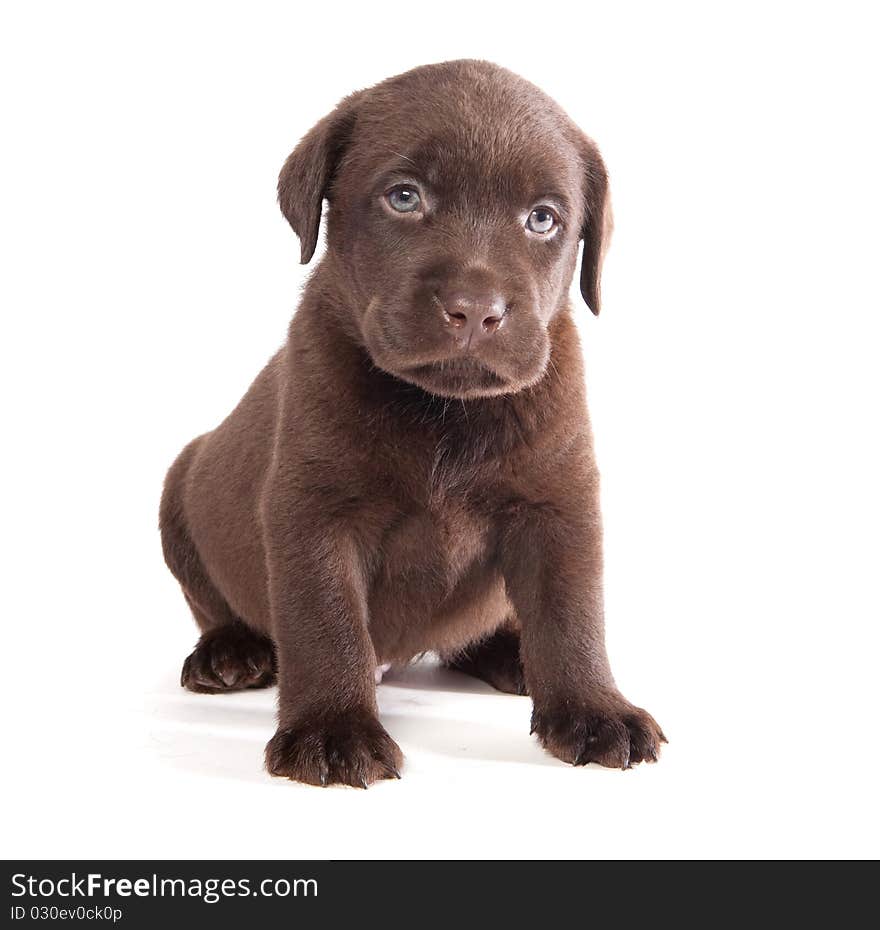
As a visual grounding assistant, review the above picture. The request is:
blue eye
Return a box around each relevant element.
[527,207,556,234]
[386,186,422,213]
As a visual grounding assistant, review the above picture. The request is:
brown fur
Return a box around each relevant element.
[160,60,664,786]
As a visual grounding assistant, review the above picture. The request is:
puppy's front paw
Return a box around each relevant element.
[531,697,666,770]
[265,708,403,787]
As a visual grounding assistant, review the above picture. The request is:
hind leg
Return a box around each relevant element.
[160,439,276,694]
[443,622,528,695]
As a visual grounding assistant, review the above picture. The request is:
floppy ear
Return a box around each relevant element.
[277,92,362,263]
[578,138,614,315]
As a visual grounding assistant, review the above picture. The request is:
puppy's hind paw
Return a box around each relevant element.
[181,623,276,694]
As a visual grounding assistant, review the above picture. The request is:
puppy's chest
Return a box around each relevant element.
[367,421,509,598]
[378,498,494,593]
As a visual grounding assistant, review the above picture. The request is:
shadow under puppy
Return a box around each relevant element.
[160,60,665,786]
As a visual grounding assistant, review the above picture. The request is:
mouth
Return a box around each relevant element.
[401,357,509,398]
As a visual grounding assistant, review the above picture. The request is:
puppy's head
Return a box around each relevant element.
[279,60,611,399]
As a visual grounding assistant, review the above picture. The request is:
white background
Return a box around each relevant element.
[2,1,878,860]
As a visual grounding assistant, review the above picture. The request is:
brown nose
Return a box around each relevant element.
[437,289,507,346]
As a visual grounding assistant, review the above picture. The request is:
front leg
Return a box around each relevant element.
[262,498,402,787]
[500,466,665,769]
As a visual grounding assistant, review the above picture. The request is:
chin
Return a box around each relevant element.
[393,357,545,400]
[363,326,550,400]
[402,359,510,399]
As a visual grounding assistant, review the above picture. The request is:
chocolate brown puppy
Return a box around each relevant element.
[160,59,665,786]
